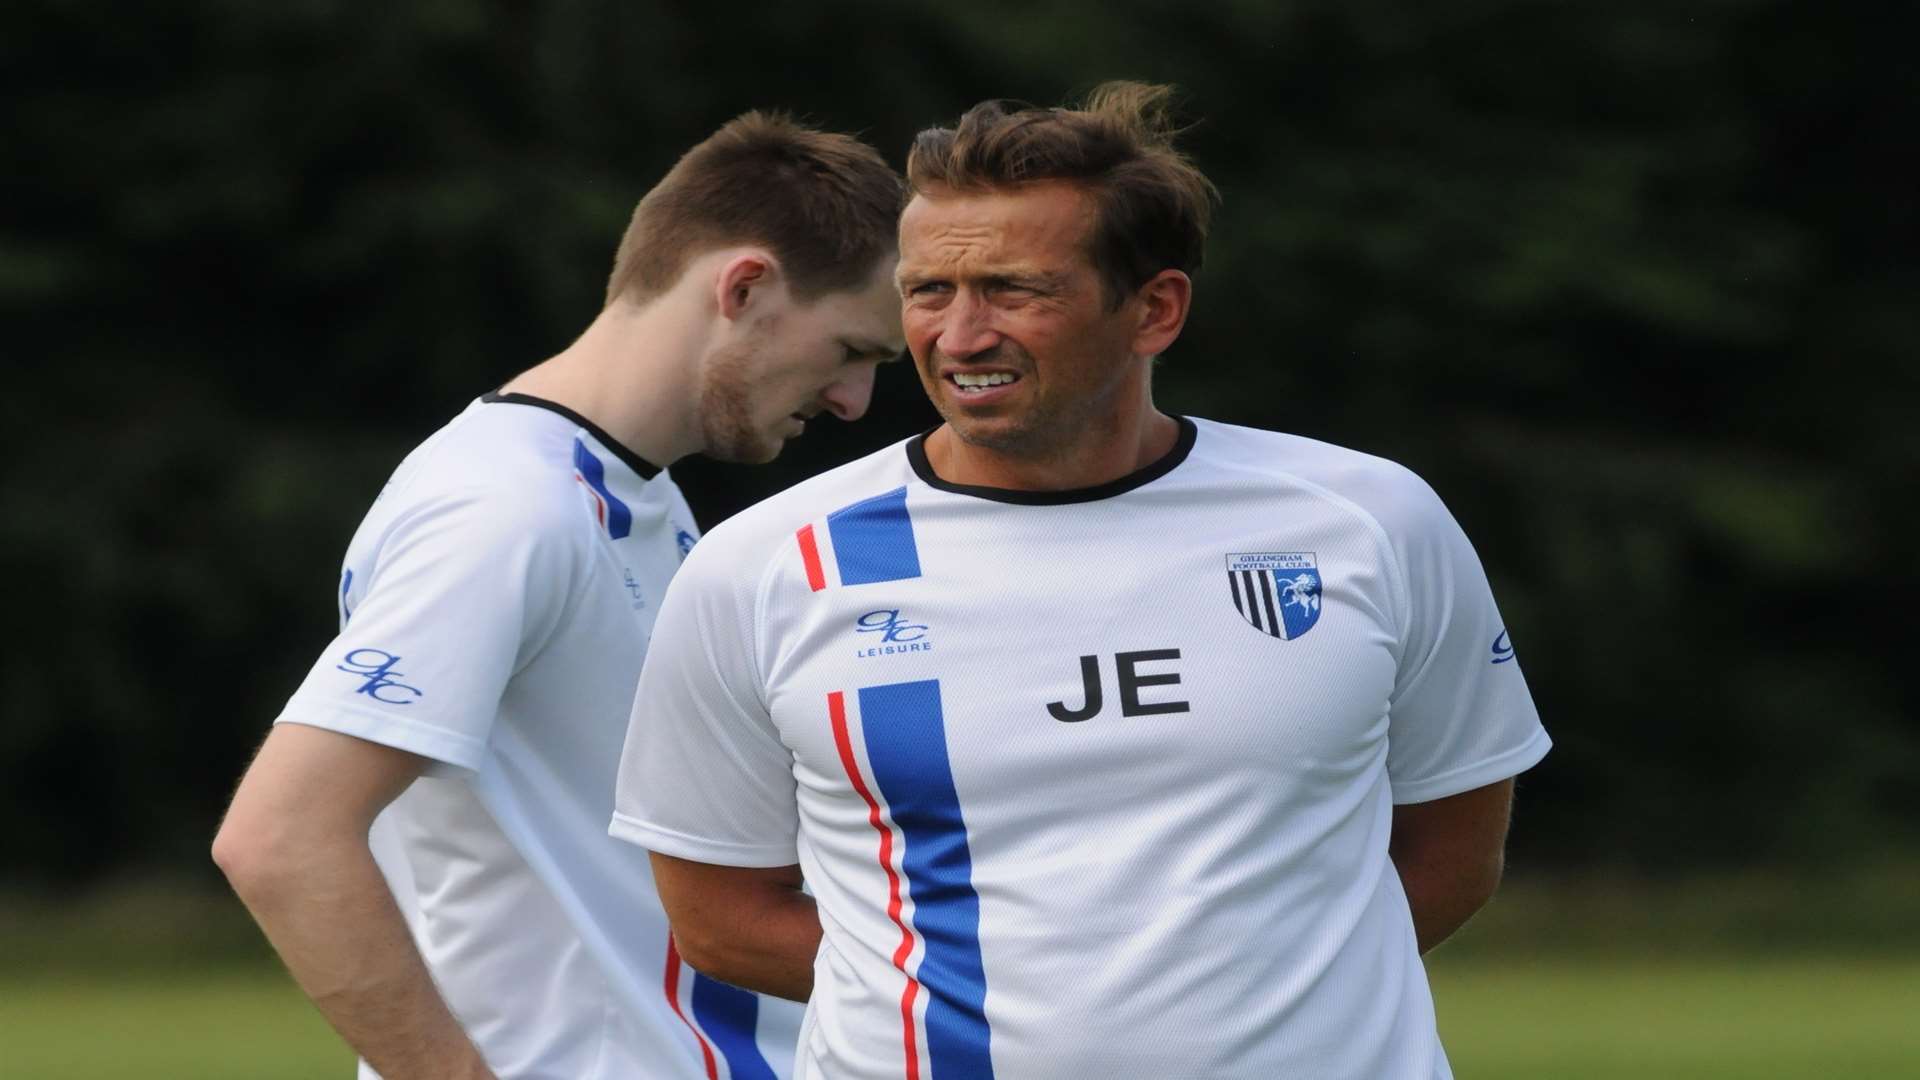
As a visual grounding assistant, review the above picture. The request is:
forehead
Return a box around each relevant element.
[897,183,1097,276]
[802,257,903,333]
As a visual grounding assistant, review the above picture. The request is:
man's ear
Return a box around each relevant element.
[715,252,779,321]
[1130,269,1193,359]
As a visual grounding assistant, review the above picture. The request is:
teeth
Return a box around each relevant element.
[952,372,1017,389]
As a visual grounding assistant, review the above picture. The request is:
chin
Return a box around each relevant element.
[704,434,784,465]
[728,442,784,465]
[943,414,1041,454]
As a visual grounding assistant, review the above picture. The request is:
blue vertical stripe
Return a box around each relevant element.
[690,974,776,1080]
[572,438,632,539]
[858,679,993,1079]
[827,486,921,585]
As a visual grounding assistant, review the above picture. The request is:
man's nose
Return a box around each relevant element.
[818,362,877,423]
[933,292,999,361]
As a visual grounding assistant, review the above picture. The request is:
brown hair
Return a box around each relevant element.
[906,82,1219,308]
[606,113,903,307]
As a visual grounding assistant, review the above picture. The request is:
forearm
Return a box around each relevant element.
[651,854,820,1001]
[219,832,493,1080]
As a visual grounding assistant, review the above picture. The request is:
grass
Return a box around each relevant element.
[6,957,1914,1079]
[4,870,1918,1078]
[0,971,347,1080]
[1430,955,1920,1079]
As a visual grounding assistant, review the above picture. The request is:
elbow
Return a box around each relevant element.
[668,909,794,994]
[668,922,743,985]
[1393,844,1505,922]
[1479,847,1508,906]
[211,809,304,907]
[1469,849,1506,908]
[1449,850,1506,921]
[210,813,264,898]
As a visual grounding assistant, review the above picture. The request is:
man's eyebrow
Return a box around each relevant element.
[840,338,903,362]
[896,266,1070,287]
[988,270,1072,291]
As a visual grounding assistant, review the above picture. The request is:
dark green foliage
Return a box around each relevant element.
[2,1,1912,884]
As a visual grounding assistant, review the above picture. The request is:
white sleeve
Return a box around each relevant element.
[610,537,799,867]
[273,484,581,773]
[1381,472,1550,804]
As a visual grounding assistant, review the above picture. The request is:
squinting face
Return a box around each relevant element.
[700,259,904,464]
[896,183,1146,460]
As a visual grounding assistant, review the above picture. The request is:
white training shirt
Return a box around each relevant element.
[613,416,1550,1080]
[274,393,800,1080]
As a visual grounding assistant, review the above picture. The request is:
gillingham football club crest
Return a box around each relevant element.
[1227,552,1322,640]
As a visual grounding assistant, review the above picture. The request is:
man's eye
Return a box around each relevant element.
[907,283,950,298]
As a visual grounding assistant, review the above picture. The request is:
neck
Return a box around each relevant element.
[498,298,703,467]
[925,399,1179,492]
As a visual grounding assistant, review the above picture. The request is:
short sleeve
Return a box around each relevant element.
[273,484,582,773]
[610,537,799,867]
[1381,472,1550,804]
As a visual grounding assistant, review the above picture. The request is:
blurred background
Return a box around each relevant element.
[4,1,1915,1077]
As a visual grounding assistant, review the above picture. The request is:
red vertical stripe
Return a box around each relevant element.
[828,690,922,1080]
[664,935,721,1080]
[796,524,827,592]
[575,474,607,527]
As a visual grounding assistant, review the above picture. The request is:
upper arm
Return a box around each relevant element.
[649,850,804,927]
[1387,777,1515,953]
[647,851,818,1001]
[1375,467,1549,803]
[1388,776,1514,875]
[217,724,428,861]
[274,482,584,773]
[611,538,799,868]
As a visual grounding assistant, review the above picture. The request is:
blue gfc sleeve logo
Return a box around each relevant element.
[335,648,424,705]
[1490,630,1517,664]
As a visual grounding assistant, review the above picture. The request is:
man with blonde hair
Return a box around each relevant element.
[215,113,905,1079]
[615,84,1548,1078]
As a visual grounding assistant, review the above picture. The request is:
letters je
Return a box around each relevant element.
[1047,649,1189,723]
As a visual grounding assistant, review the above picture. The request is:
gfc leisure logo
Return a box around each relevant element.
[854,608,932,658]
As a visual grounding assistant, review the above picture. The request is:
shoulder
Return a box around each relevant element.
[696,438,917,554]
[673,438,917,590]
[1185,416,1457,539]
[372,402,593,553]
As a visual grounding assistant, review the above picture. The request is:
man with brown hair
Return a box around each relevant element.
[213,113,905,1080]
[614,84,1548,1078]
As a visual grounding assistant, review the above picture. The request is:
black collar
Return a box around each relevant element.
[481,392,663,480]
[906,416,1196,505]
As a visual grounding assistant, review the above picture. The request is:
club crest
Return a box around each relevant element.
[1226,552,1322,640]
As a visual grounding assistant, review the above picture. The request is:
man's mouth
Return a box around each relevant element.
[949,372,1021,394]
